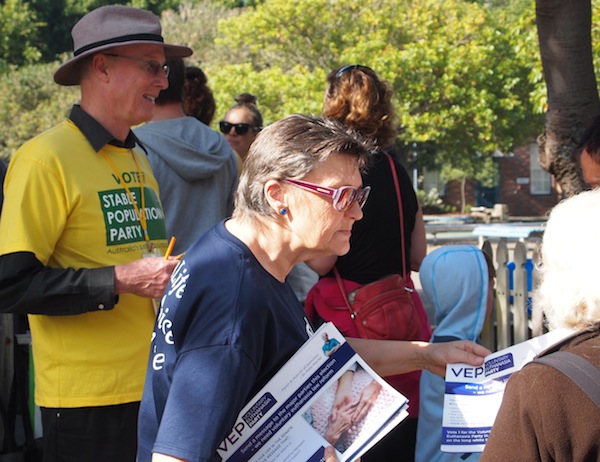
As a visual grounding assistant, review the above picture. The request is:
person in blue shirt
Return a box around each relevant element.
[322,332,341,356]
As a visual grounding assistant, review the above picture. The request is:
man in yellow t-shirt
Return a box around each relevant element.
[0,5,191,461]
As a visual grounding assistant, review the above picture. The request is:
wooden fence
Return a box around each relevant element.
[479,238,545,351]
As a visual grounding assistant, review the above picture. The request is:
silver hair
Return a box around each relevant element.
[534,188,600,330]
[233,114,372,219]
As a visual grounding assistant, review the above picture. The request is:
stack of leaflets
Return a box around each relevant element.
[441,328,574,453]
[218,323,409,462]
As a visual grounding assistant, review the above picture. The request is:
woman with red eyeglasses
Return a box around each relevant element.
[138,114,488,462]
[219,92,263,161]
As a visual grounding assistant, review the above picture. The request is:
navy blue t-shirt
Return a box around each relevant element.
[138,221,312,462]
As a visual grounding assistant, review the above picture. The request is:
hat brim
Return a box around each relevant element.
[54,40,193,86]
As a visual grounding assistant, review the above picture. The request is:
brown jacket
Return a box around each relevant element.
[481,325,600,462]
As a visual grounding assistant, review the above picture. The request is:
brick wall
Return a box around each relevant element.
[496,145,559,217]
[439,144,559,217]
[441,179,477,212]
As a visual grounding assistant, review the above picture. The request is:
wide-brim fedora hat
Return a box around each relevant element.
[54,5,193,86]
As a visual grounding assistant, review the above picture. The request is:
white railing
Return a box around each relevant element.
[480,238,545,351]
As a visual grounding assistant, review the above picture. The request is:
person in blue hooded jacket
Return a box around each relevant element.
[415,245,495,462]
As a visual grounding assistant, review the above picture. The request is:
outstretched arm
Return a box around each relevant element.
[347,338,490,377]
[152,454,183,462]
[324,445,339,462]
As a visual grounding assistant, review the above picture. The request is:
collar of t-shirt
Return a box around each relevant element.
[68,104,144,152]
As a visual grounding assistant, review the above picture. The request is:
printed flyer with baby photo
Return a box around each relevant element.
[441,328,574,453]
[218,322,409,462]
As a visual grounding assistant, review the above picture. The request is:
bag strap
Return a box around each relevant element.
[532,351,600,407]
[333,266,356,318]
[386,153,407,276]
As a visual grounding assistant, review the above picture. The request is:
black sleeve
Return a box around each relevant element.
[0,158,7,214]
[0,252,117,315]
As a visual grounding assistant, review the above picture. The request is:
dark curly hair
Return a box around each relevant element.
[183,66,216,126]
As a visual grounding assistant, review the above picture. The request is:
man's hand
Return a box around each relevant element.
[114,257,179,298]
[324,445,360,462]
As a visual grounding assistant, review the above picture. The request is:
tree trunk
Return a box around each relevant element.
[535,0,600,197]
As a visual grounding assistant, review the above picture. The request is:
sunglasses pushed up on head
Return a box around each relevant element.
[219,121,262,136]
[335,64,373,79]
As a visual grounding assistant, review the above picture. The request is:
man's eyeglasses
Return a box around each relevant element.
[219,121,261,136]
[284,179,371,212]
[335,64,373,79]
[104,54,170,78]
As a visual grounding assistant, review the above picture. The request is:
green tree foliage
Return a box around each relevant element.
[159,0,240,64]
[23,0,187,62]
[0,0,42,71]
[202,0,539,188]
[0,62,77,158]
[0,0,543,192]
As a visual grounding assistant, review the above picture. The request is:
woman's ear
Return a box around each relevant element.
[264,180,287,214]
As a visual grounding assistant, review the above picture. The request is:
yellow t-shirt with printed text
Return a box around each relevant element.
[0,120,168,408]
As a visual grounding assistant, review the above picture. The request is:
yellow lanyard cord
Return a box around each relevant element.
[101,149,152,250]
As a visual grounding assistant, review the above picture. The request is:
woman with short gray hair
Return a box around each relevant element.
[138,113,373,461]
[138,114,490,462]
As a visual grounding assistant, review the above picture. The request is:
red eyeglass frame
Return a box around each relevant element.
[283,178,371,212]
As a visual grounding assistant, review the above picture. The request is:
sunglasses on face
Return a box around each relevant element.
[284,178,371,212]
[219,121,260,136]
[104,53,170,78]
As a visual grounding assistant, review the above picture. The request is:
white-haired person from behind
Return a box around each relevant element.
[481,188,600,461]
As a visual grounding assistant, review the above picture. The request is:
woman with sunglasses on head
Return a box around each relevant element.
[305,65,430,462]
[219,92,263,161]
[138,114,489,462]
